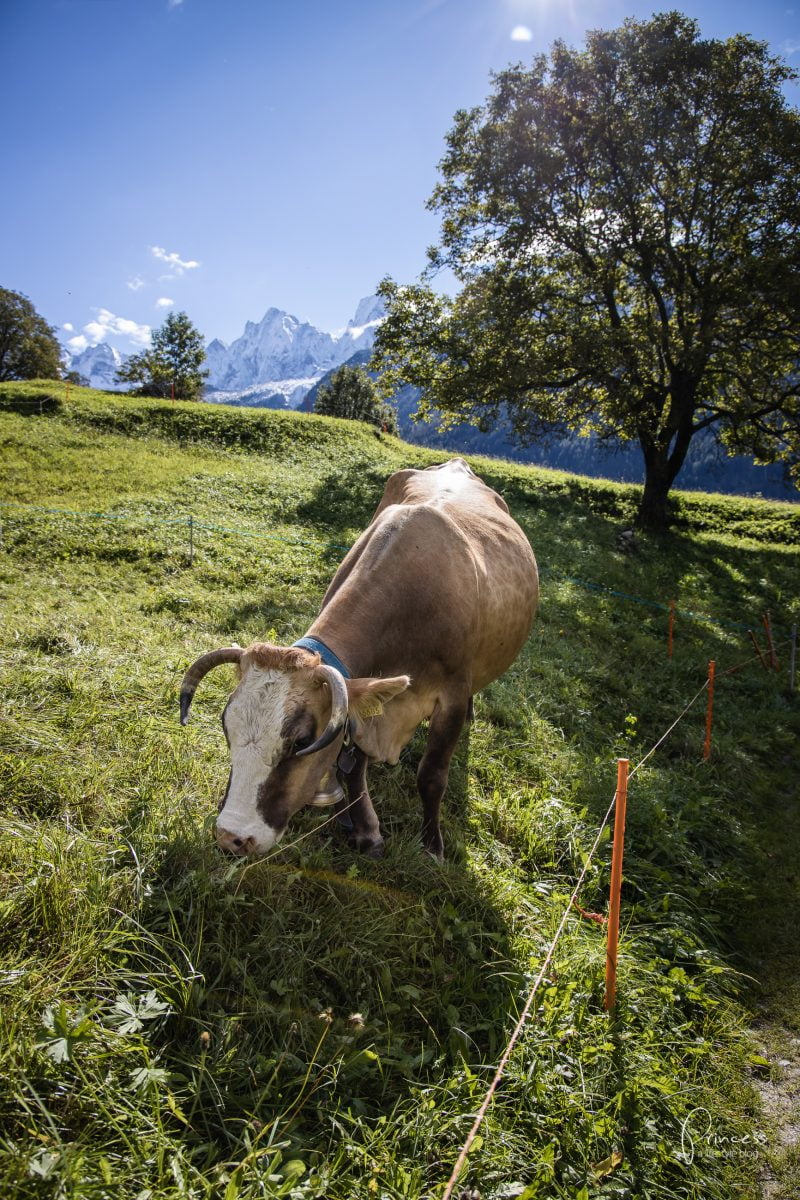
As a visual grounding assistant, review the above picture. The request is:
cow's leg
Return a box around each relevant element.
[337,747,384,858]
[417,696,470,860]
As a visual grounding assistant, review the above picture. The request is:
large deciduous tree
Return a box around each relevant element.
[117,310,208,400]
[0,287,63,382]
[373,13,800,528]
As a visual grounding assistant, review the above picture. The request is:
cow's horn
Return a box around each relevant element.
[179,647,242,725]
[295,664,349,757]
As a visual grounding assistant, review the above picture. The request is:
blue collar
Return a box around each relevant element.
[292,635,352,679]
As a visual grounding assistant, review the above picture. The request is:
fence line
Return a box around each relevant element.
[544,568,763,632]
[440,787,620,1200]
[0,400,59,410]
[191,516,351,553]
[0,501,351,554]
[0,500,789,634]
[629,679,712,778]
[440,667,720,1199]
[441,632,789,1195]
[0,501,189,526]
[721,635,793,678]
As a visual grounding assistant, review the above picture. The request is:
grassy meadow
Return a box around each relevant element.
[1,381,799,1199]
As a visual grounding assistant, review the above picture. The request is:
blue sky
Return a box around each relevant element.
[1,0,798,355]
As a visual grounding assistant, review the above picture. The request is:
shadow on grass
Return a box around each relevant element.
[131,719,521,1156]
[293,461,390,540]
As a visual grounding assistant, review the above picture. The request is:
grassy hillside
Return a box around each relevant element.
[1,381,799,1199]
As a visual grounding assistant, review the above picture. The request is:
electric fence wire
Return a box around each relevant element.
[440,671,728,1200]
[720,635,793,677]
[0,500,790,633]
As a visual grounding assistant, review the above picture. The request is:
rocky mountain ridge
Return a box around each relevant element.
[64,296,385,408]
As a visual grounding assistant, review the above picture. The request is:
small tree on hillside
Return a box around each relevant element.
[64,369,90,388]
[314,364,398,434]
[117,310,208,399]
[0,287,63,382]
[373,13,800,529]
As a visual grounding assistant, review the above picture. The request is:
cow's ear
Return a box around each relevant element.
[346,675,411,719]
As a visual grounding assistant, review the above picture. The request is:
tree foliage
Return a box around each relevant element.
[117,310,208,400]
[64,369,90,388]
[314,364,398,434]
[0,287,63,382]
[373,13,800,527]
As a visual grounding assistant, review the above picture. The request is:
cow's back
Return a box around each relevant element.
[390,461,537,690]
[371,459,512,520]
[318,460,538,691]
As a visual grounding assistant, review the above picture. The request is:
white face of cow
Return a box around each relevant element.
[218,667,291,853]
[179,640,412,857]
[217,665,339,856]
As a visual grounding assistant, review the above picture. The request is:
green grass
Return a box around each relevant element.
[1,380,798,1199]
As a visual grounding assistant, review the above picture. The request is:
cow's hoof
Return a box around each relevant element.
[349,833,385,858]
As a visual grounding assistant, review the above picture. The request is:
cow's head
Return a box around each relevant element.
[179,643,410,855]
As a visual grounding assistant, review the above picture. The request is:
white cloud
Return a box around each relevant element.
[149,245,200,276]
[63,322,74,332]
[168,0,184,7]
[155,297,175,309]
[782,39,800,55]
[127,275,146,291]
[511,25,533,41]
[68,308,151,351]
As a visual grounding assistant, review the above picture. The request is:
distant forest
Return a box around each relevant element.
[397,390,797,500]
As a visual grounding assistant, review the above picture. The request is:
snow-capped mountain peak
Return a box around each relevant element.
[62,294,385,403]
[64,342,126,390]
[348,294,385,330]
[203,295,384,398]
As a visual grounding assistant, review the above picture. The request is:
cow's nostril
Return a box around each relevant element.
[217,826,253,855]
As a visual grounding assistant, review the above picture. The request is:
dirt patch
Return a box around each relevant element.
[754,1023,800,1198]
[732,733,800,1198]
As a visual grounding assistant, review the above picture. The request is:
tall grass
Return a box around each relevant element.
[1,382,798,1198]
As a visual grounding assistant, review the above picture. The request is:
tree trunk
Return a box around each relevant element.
[636,402,696,531]
[637,459,676,530]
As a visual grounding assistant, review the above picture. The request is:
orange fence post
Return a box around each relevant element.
[703,661,716,761]
[763,612,778,671]
[749,630,768,670]
[668,599,675,658]
[604,758,629,1014]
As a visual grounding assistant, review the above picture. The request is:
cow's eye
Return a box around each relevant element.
[293,734,314,754]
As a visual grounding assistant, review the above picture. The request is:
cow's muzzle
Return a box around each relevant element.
[216,826,254,855]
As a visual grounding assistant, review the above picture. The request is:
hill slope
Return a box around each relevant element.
[1,381,798,1199]
[299,352,798,502]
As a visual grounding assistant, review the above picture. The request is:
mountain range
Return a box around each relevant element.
[65,295,385,409]
[64,295,796,502]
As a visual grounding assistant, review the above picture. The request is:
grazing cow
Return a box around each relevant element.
[179,459,538,859]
